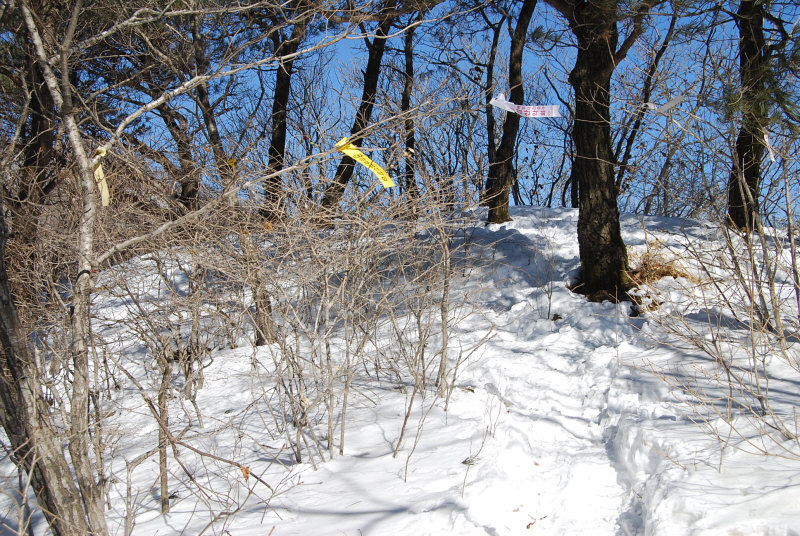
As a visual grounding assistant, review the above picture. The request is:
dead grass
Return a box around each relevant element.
[568,241,695,308]
[625,240,697,314]
[628,240,691,286]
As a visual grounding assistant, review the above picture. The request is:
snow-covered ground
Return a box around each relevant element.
[4,207,800,535]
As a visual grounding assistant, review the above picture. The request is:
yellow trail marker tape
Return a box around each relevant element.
[92,147,110,207]
[335,137,395,188]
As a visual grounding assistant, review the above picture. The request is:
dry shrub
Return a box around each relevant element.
[570,241,692,305]
[625,239,698,313]
[628,239,691,286]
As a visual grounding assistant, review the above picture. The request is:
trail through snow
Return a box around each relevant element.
[258,208,715,535]
[4,207,800,536]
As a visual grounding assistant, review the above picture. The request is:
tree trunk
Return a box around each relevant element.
[0,203,93,536]
[263,16,307,221]
[320,14,395,211]
[401,14,421,216]
[614,13,677,191]
[727,0,768,231]
[65,83,111,536]
[543,0,660,294]
[156,103,199,212]
[486,0,537,224]
[241,234,278,346]
[21,50,57,204]
[567,2,631,294]
[20,3,110,532]
[157,353,173,514]
[481,13,503,206]
[192,19,237,206]
[6,35,60,316]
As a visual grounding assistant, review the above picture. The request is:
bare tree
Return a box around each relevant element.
[0,1,344,532]
[260,2,313,220]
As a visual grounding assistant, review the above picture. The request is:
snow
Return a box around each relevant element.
[4,206,800,535]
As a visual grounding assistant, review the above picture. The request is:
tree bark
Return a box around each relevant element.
[401,12,422,216]
[567,2,631,294]
[480,12,503,205]
[0,201,93,536]
[320,13,395,211]
[727,0,768,231]
[20,51,57,205]
[544,0,661,294]
[19,3,110,532]
[263,14,308,221]
[157,352,173,514]
[241,233,278,346]
[192,17,237,206]
[6,11,61,314]
[155,103,200,212]
[486,0,537,224]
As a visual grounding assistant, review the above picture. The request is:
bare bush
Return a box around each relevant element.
[635,208,800,464]
[241,182,493,465]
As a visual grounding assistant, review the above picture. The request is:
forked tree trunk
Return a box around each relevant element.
[0,206,94,536]
[19,3,110,533]
[543,0,659,295]
[320,14,395,211]
[486,0,537,224]
[568,13,630,294]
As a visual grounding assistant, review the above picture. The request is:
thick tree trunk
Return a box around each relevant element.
[21,53,57,204]
[486,0,537,224]
[543,0,659,294]
[727,0,768,231]
[6,39,61,315]
[263,17,307,221]
[567,4,631,295]
[320,15,395,211]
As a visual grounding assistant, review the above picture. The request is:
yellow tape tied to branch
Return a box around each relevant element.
[92,147,110,207]
[334,137,395,188]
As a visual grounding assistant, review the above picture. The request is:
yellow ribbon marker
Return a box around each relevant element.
[335,137,395,188]
[92,147,110,207]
